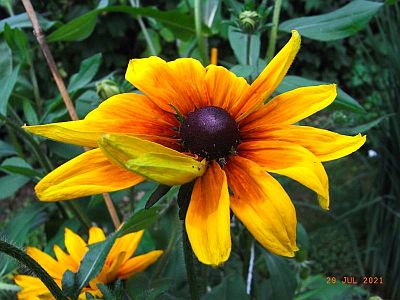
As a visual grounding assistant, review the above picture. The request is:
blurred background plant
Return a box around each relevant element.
[0,0,398,299]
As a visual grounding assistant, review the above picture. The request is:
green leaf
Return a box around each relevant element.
[0,13,55,33]
[67,53,102,92]
[22,98,39,125]
[0,140,16,158]
[1,157,42,178]
[279,0,383,41]
[341,115,389,135]
[276,75,365,114]
[228,26,260,65]
[0,65,20,116]
[0,282,20,292]
[73,233,118,296]
[230,65,255,78]
[119,207,159,236]
[102,6,208,41]
[0,203,48,275]
[61,270,77,298]
[47,11,98,42]
[202,273,249,300]
[264,252,297,300]
[0,174,29,201]
[3,24,30,64]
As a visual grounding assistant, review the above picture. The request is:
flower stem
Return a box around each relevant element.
[194,0,208,65]
[182,222,200,300]
[265,0,282,62]
[0,239,67,300]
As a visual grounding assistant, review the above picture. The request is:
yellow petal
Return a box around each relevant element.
[239,141,330,209]
[53,245,79,272]
[98,134,206,186]
[232,30,301,120]
[64,228,88,266]
[205,65,250,112]
[185,161,231,266]
[88,227,106,244]
[118,250,163,279]
[35,148,143,201]
[241,84,337,129]
[26,247,65,280]
[15,275,52,299]
[125,57,208,114]
[23,93,178,148]
[225,156,297,256]
[107,230,144,265]
[242,124,366,162]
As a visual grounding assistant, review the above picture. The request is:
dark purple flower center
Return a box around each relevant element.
[179,106,240,160]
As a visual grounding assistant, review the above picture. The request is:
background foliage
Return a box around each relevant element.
[0,0,399,299]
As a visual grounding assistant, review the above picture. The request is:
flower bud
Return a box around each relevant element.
[239,10,259,33]
[96,79,121,100]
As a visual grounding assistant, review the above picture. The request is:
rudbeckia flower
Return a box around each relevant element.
[24,30,365,266]
[14,227,163,299]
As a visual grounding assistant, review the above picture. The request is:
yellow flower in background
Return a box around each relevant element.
[24,30,366,266]
[14,227,163,299]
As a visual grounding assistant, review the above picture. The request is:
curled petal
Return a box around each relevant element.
[98,134,206,186]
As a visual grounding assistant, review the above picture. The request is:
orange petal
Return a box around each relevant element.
[88,227,106,244]
[242,124,366,162]
[185,161,231,266]
[205,65,250,113]
[35,148,143,201]
[118,250,163,279]
[23,93,178,148]
[64,228,88,266]
[225,156,297,256]
[26,247,66,280]
[126,57,208,115]
[232,30,301,120]
[241,84,336,129]
[239,141,329,209]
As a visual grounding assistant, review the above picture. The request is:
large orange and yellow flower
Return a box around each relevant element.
[24,30,365,266]
[14,227,163,299]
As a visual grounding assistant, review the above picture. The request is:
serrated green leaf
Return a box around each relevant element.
[341,115,389,135]
[279,0,383,41]
[47,11,98,42]
[276,75,365,114]
[67,53,102,92]
[202,273,249,300]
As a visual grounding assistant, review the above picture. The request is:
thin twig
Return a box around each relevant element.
[21,0,121,229]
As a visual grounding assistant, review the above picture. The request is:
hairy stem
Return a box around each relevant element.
[0,239,67,300]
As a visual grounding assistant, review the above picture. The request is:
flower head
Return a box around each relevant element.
[24,30,366,266]
[14,227,163,299]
